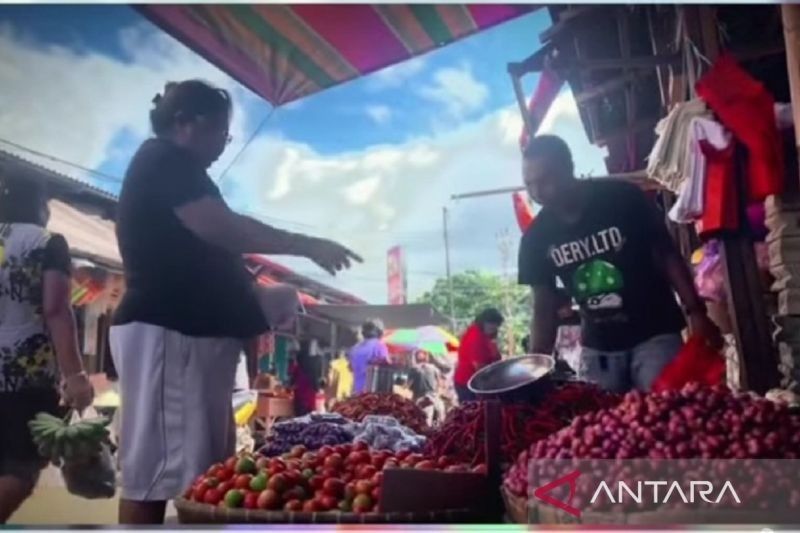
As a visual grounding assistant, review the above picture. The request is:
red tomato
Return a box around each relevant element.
[383,459,399,469]
[321,468,338,479]
[203,477,220,488]
[217,467,235,482]
[255,457,270,471]
[203,488,223,506]
[243,492,259,509]
[267,473,287,493]
[233,474,253,490]
[284,499,303,512]
[309,475,325,490]
[414,460,436,471]
[344,482,357,501]
[206,463,223,478]
[444,465,468,473]
[354,480,373,496]
[357,465,377,480]
[192,484,209,502]
[353,441,369,452]
[302,499,321,513]
[290,445,306,459]
[320,495,338,511]
[217,481,233,495]
[395,450,410,461]
[371,455,386,469]
[284,486,307,502]
[284,469,303,486]
[317,445,334,459]
[256,489,280,510]
[224,457,238,471]
[371,472,384,487]
[342,472,353,483]
[406,454,424,464]
[371,486,381,503]
[322,478,345,498]
[323,453,343,470]
[353,451,371,465]
[314,489,325,501]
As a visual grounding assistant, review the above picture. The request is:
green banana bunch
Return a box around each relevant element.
[28,411,112,466]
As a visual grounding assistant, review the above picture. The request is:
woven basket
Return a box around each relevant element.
[501,487,530,524]
[175,498,478,524]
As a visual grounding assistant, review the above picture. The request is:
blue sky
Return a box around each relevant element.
[0,5,607,307]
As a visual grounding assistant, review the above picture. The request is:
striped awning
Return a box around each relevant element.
[136,4,537,105]
[256,272,319,306]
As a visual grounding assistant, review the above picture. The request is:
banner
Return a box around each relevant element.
[387,246,407,305]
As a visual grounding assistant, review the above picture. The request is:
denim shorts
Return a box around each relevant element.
[579,333,683,393]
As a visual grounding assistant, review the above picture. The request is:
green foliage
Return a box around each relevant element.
[416,270,531,355]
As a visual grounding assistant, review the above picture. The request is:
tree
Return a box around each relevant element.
[416,270,531,356]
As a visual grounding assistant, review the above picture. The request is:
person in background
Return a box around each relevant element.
[0,175,93,523]
[454,308,504,402]
[347,319,390,395]
[518,135,722,393]
[408,350,445,426]
[325,350,352,409]
[289,339,324,416]
[111,80,360,524]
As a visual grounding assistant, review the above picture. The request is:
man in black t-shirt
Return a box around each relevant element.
[517,135,721,393]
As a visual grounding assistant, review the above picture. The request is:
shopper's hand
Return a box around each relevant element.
[62,371,94,412]
[306,237,362,275]
[689,311,724,351]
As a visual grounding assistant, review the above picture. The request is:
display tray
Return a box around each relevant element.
[174,498,478,524]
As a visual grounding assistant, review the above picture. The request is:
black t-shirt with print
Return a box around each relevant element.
[113,138,266,339]
[518,180,685,351]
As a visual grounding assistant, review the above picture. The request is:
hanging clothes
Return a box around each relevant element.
[695,54,784,201]
[512,191,535,232]
[669,117,732,224]
[646,99,710,193]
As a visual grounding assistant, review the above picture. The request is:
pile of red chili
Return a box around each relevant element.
[424,382,621,466]
[331,393,428,435]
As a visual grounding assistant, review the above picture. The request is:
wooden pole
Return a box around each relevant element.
[783,5,800,161]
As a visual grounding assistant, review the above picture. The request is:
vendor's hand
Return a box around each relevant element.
[305,237,362,276]
[61,371,94,412]
[689,311,724,350]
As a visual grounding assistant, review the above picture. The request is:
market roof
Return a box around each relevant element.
[246,254,365,305]
[47,199,122,270]
[308,303,449,330]
[0,145,117,219]
[137,4,537,106]
[518,5,788,173]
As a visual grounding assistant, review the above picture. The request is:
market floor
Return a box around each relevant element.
[9,466,178,525]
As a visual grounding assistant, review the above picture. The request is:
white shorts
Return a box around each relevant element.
[110,322,242,501]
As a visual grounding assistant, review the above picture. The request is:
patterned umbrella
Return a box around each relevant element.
[383,326,459,356]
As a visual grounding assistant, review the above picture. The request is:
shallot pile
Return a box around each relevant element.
[424,382,620,466]
[505,383,800,498]
[331,393,428,435]
[260,414,353,457]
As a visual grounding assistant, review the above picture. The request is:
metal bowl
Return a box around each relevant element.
[467,354,556,404]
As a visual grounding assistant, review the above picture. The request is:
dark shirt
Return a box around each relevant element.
[113,138,266,338]
[518,180,685,351]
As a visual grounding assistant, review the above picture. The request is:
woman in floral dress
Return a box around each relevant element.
[0,174,93,522]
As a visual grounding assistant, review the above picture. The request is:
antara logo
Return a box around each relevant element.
[533,470,742,518]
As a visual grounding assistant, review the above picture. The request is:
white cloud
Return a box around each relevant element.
[418,63,489,120]
[365,104,392,125]
[368,56,426,89]
[0,21,607,304]
[0,22,259,182]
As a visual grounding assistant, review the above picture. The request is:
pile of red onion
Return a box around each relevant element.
[505,383,800,498]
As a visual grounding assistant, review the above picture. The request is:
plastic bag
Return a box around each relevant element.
[651,336,726,392]
[694,240,726,303]
[60,408,116,499]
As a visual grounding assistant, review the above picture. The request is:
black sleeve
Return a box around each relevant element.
[517,228,556,287]
[43,234,71,274]
[157,153,222,209]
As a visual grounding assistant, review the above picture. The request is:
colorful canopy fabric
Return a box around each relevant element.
[137,4,537,106]
[383,325,460,356]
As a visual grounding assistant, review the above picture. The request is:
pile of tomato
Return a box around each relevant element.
[185,441,484,514]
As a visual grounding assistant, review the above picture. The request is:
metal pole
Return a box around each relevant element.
[443,206,456,331]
